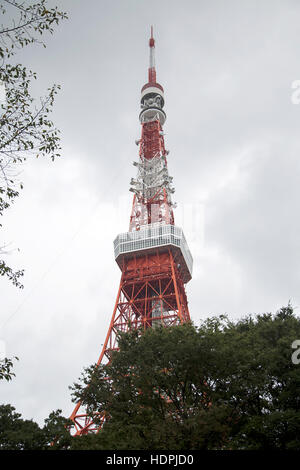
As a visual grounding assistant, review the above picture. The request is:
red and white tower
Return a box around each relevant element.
[69,27,193,435]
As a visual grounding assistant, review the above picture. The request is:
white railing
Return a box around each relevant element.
[113,224,193,278]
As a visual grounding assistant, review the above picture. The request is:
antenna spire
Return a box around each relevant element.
[148,25,156,83]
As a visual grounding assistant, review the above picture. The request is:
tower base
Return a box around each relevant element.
[69,248,190,435]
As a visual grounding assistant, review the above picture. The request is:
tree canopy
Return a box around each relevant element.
[70,305,300,450]
[0,404,72,450]
[1,305,300,450]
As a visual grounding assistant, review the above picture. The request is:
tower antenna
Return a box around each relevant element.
[148,25,156,83]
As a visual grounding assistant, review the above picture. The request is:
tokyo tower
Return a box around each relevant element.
[69,27,193,436]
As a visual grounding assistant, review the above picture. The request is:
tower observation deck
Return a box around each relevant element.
[69,27,193,436]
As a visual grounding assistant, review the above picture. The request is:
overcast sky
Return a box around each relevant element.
[1,0,300,425]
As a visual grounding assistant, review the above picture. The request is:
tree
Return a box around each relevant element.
[0,404,72,450]
[0,352,71,450]
[70,306,300,450]
[0,404,45,450]
[0,0,68,288]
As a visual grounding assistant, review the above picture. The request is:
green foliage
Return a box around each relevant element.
[41,409,73,450]
[0,404,72,450]
[1,306,299,450]
[0,0,68,287]
[0,356,18,381]
[0,404,45,450]
[0,260,24,287]
[70,306,300,450]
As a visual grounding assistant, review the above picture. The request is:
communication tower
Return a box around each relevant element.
[69,27,193,435]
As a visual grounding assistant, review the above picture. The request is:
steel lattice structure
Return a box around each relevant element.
[69,27,193,436]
